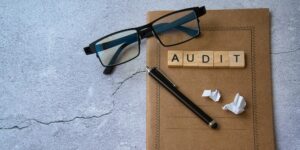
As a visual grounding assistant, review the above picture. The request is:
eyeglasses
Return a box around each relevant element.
[84,6,206,74]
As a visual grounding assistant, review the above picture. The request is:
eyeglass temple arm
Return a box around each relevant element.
[140,23,198,39]
[102,43,129,74]
[141,6,206,38]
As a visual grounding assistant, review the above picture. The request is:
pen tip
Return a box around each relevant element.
[146,66,150,72]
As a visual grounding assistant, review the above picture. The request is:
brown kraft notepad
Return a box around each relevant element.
[146,8,275,150]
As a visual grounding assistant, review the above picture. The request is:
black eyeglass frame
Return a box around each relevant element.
[84,6,206,74]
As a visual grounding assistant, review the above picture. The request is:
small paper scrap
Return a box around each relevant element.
[202,89,221,102]
[222,93,246,115]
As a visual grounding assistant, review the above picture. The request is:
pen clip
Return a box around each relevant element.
[156,68,177,88]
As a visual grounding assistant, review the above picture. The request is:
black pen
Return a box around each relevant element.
[146,66,218,129]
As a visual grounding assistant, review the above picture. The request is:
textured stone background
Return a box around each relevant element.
[0,0,299,150]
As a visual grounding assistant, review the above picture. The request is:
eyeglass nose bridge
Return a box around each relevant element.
[138,24,154,39]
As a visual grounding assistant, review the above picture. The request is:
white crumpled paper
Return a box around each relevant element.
[202,89,221,102]
[222,93,246,115]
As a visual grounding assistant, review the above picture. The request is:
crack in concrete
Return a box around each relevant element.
[0,100,115,131]
[0,69,146,131]
[271,48,300,55]
[111,70,146,96]
[0,125,30,130]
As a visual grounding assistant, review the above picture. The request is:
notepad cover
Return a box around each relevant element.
[146,8,275,150]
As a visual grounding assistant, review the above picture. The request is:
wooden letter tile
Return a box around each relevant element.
[229,51,245,68]
[183,51,199,67]
[168,50,183,67]
[199,51,214,68]
[214,51,229,68]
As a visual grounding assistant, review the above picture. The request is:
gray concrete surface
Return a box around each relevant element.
[0,0,299,150]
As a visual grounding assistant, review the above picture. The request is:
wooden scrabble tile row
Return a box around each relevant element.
[168,50,245,68]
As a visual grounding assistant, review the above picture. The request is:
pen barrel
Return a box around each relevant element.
[149,68,216,128]
[171,88,213,124]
